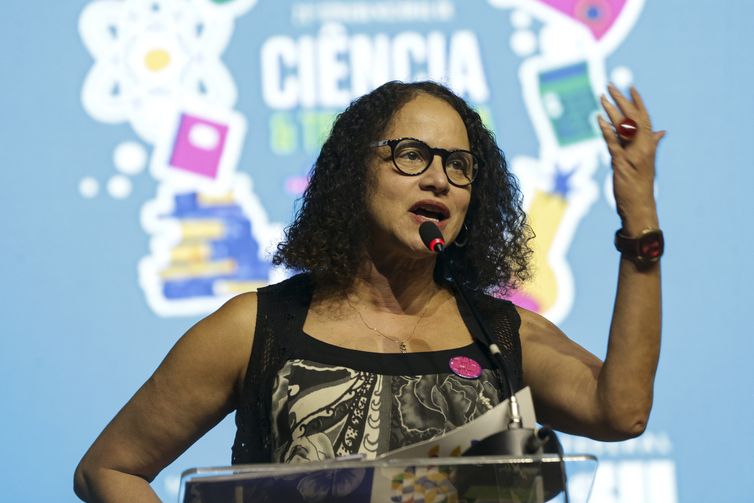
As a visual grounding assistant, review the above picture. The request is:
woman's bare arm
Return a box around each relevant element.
[518,256,660,441]
[519,85,664,441]
[74,292,257,501]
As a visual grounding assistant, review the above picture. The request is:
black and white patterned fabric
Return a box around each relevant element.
[270,333,503,462]
[231,273,523,464]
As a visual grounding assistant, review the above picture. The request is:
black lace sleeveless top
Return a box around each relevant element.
[231,274,523,464]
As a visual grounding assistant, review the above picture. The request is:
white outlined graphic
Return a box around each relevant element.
[488,2,677,498]
[489,0,645,324]
[79,0,242,143]
[151,97,247,192]
[139,173,284,317]
[79,0,277,316]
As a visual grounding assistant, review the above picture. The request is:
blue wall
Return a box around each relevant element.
[1,1,752,500]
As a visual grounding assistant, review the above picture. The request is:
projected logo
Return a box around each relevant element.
[487,0,644,323]
[487,1,678,500]
[490,0,643,50]
[151,98,246,190]
[76,0,650,324]
[141,97,282,316]
[78,0,254,142]
[139,173,282,316]
[78,0,281,316]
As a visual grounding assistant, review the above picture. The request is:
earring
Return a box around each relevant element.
[453,223,469,248]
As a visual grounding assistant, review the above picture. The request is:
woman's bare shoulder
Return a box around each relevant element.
[202,291,259,337]
[514,305,565,342]
[184,291,259,383]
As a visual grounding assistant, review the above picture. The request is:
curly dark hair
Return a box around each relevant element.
[273,81,532,294]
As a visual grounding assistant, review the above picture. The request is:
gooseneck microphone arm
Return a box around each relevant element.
[418,223,528,438]
[451,279,525,428]
[419,222,570,502]
[420,221,570,500]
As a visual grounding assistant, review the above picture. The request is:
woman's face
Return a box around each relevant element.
[366,93,472,259]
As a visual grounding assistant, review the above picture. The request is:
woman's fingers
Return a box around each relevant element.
[597,115,622,159]
[607,84,638,119]
[601,85,660,146]
[600,94,623,125]
[629,86,648,116]
[600,92,638,144]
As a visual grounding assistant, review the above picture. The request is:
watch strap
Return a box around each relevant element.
[614,228,664,267]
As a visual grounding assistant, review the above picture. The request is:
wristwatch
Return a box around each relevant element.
[614,228,664,267]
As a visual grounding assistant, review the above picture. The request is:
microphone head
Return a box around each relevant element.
[419,221,445,252]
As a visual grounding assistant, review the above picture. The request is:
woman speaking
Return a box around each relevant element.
[74,80,664,501]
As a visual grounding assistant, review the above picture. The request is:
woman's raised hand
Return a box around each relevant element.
[597,85,666,235]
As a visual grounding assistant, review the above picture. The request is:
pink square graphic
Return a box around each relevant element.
[169,114,229,179]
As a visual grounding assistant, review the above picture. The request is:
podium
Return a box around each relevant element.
[179,454,598,502]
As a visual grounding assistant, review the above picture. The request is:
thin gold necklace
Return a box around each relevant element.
[347,297,433,353]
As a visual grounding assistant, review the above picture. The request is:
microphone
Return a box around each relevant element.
[419,221,446,253]
[419,221,570,501]
[418,222,531,450]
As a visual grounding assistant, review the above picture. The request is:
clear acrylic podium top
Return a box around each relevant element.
[179,453,598,503]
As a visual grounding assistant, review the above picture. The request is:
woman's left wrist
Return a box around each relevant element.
[620,220,660,237]
[620,209,659,236]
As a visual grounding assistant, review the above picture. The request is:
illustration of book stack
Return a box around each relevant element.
[159,190,270,299]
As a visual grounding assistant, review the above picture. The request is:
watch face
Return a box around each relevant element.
[638,232,664,260]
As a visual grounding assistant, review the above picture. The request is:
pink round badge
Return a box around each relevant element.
[449,356,482,379]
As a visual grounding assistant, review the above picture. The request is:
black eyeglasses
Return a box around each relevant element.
[369,137,479,187]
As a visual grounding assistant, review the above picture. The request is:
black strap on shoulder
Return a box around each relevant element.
[456,287,524,397]
[231,273,313,464]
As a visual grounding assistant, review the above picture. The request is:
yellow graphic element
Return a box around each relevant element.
[391,466,457,502]
[171,243,211,262]
[523,189,567,312]
[144,48,171,72]
[160,259,236,279]
[213,280,268,295]
[198,192,235,206]
[180,219,226,240]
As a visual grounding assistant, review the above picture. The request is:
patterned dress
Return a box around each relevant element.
[231,274,523,464]
[269,333,504,462]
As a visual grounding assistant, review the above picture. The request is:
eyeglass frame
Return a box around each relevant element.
[369,137,480,187]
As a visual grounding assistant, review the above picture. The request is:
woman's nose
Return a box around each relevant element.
[419,154,450,193]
